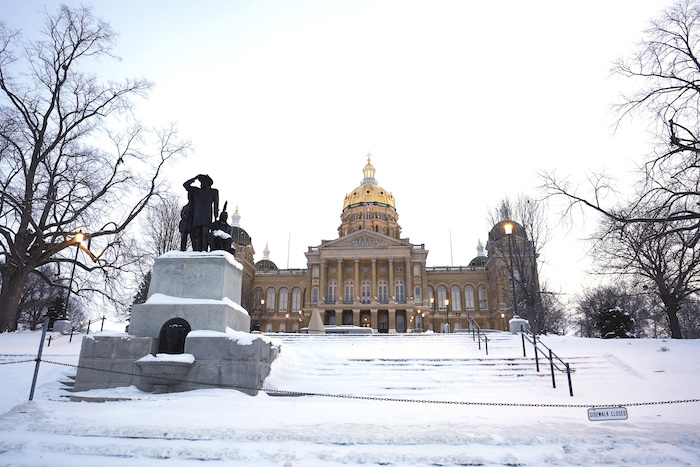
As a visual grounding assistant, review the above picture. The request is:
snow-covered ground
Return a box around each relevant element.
[1,330,699,466]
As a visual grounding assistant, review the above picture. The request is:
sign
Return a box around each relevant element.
[587,407,628,421]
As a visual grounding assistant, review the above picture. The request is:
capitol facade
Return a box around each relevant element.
[228,157,533,333]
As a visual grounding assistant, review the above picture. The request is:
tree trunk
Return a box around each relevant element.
[665,301,684,339]
[0,267,30,332]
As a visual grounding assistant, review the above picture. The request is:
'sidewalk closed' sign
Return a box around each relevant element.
[587,407,629,421]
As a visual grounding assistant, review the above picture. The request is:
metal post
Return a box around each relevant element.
[549,349,556,388]
[485,336,488,355]
[101,315,106,331]
[29,316,50,401]
[46,334,52,347]
[533,333,540,372]
[86,319,91,335]
[69,327,74,343]
[477,328,481,350]
[521,332,526,357]
[566,363,574,397]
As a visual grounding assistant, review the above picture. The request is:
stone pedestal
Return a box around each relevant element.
[509,316,531,334]
[73,251,278,397]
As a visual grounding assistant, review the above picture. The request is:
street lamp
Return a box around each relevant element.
[64,232,84,323]
[504,223,519,319]
[430,296,435,331]
[456,312,461,330]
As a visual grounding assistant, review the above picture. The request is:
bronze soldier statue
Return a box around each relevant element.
[182,174,219,251]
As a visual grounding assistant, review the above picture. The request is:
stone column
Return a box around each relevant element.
[388,256,394,302]
[353,309,360,327]
[337,257,343,303]
[335,310,342,326]
[389,309,396,333]
[371,309,378,330]
[354,258,360,304]
[320,259,327,303]
[371,256,377,302]
[405,256,412,301]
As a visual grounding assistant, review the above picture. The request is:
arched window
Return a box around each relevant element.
[279,287,288,312]
[265,288,275,311]
[415,286,422,304]
[328,281,337,304]
[427,286,435,309]
[465,285,475,310]
[451,286,462,311]
[395,280,405,303]
[292,322,299,332]
[278,323,285,332]
[416,313,423,330]
[312,266,319,277]
[291,288,302,311]
[413,264,421,277]
[478,285,488,310]
[344,280,354,303]
[361,280,371,304]
[378,280,388,303]
[437,286,448,310]
[312,287,319,304]
[265,323,272,333]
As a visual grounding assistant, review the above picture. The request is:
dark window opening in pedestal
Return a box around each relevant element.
[158,318,192,354]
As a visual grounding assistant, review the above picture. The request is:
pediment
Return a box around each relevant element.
[320,230,409,250]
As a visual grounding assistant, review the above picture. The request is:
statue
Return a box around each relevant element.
[183,174,219,251]
[210,201,236,255]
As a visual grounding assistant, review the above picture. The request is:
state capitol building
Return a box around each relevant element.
[227,156,534,333]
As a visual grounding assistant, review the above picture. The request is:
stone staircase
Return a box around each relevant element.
[262,331,601,398]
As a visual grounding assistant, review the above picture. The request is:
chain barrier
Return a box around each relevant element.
[39,359,700,409]
[0,359,37,365]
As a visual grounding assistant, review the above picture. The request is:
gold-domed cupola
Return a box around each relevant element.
[339,154,401,239]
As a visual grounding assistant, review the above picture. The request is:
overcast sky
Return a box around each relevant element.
[3,0,670,302]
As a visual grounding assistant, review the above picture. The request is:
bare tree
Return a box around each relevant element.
[543,0,700,246]
[140,194,183,264]
[488,195,552,333]
[594,212,700,338]
[0,6,189,331]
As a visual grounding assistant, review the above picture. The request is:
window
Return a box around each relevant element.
[428,286,435,308]
[265,323,272,332]
[437,286,448,310]
[451,286,461,311]
[312,266,319,278]
[265,288,275,311]
[465,285,475,310]
[395,280,405,303]
[365,213,371,219]
[413,264,421,277]
[328,281,337,303]
[416,314,423,330]
[292,288,302,311]
[361,280,371,304]
[478,285,488,310]
[378,280,388,303]
[344,280,354,303]
[415,286,422,304]
[279,288,288,312]
[312,287,319,304]
[278,323,285,332]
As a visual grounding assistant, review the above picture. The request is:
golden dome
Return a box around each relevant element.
[342,155,396,211]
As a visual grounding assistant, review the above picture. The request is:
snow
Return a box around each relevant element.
[137,353,196,364]
[146,293,249,316]
[1,330,699,466]
[159,249,242,270]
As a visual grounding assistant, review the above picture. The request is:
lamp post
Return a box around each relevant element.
[64,232,84,323]
[504,223,519,319]
[430,297,435,331]
[456,312,461,331]
[501,313,506,331]
[444,299,450,333]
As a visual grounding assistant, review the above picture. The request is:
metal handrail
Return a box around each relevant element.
[464,315,489,355]
[520,329,574,397]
